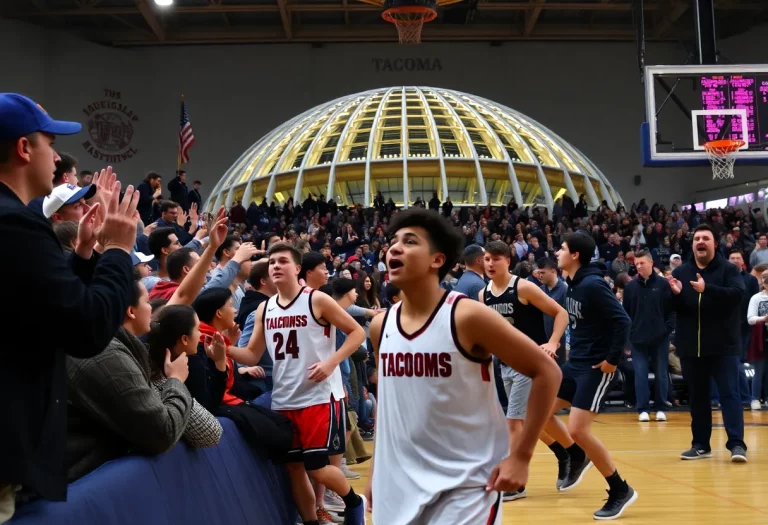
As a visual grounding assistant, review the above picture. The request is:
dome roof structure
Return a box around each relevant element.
[205,87,621,213]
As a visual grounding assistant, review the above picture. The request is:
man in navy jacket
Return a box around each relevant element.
[668,224,747,462]
[0,94,139,519]
[623,251,675,422]
[542,232,636,520]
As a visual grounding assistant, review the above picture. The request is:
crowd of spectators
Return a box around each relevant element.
[2,92,767,525]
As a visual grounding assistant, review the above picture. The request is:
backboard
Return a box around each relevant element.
[642,64,768,167]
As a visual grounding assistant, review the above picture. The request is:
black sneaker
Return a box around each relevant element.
[680,447,712,460]
[731,445,747,463]
[559,456,592,492]
[593,485,638,520]
[556,458,570,490]
[502,488,527,501]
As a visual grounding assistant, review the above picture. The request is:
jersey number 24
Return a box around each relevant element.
[273,330,300,360]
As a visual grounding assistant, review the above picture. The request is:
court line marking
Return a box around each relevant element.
[612,457,767,516]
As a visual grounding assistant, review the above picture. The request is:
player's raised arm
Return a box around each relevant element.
[225,301,267,366]
[518,279,568,357]
[455,298,561,462]
[307,290,366,382]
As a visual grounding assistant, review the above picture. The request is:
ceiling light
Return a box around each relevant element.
[154,0,173,5]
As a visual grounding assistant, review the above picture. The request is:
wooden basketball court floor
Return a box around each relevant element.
[348,410,768,524]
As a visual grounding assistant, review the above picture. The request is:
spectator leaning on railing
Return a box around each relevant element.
[0,93,139,521]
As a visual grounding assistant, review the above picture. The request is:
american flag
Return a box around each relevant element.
[178,98,195,165]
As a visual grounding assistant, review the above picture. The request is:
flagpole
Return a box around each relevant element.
[177,94,183,177]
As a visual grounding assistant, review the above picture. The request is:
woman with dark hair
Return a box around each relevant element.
[65,279,193,482]
[147,305,223,447]
[356,273,381,310]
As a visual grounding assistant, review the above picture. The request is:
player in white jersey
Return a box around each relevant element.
[367,209,562,525]
[246,243,367,525]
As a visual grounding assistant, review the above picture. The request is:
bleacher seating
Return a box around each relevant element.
[9,418,296,525]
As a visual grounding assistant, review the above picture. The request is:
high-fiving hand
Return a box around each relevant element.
[90,166,118,225]
[177,209,189,228]
[205,332,228,366]
[208,207,230,249]
[97,182,141,254]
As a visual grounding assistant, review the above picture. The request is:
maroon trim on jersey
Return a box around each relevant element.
[486,492,501,525]
[377,307,392,350]
[450,294,492,364]
[261,298,268,331]
[480,362,491,382]
[307,289,330,328]
[395,291,448,340]
[276,286,305,310]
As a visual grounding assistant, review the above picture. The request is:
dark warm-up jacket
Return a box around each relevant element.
[565,263,631,367]
[0,182,134,501]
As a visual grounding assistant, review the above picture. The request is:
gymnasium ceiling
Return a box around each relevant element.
[2,0,766,46]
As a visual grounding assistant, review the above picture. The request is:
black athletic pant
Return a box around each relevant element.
[680,355,746,452]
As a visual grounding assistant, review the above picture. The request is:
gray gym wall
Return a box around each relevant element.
[2,16,766,207]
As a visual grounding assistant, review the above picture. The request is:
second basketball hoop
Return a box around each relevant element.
[703,139,745,180]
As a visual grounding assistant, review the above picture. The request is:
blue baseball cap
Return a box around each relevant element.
[0,93,82,140]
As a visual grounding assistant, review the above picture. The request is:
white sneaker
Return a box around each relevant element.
[750,400,761,411]
[341,463,360,480]
[638,412,650,422]
[655,411,667,421]
[324,489,345,512]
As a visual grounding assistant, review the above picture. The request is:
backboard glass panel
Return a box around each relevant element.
[642,64,768,167]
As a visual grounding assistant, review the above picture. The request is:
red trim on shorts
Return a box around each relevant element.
[486,492,501,525]
[278,402,333,453]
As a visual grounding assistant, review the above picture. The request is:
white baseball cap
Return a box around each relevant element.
[42,183,96,218]
[131,251,154,265]
[670,254,682,262]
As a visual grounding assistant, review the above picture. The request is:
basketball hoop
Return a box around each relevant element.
[382,4,436,44]
[703,139,745,180]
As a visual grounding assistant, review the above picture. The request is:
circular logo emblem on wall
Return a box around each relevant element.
[81,89,139,163]
[88,112,133,152]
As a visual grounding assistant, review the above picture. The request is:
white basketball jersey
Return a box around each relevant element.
[372,292,509,524]
[263,287,337,410]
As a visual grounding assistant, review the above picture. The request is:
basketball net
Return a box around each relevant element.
[383,6,436,44]
[391,12,428,44]
[703,139,744,180]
